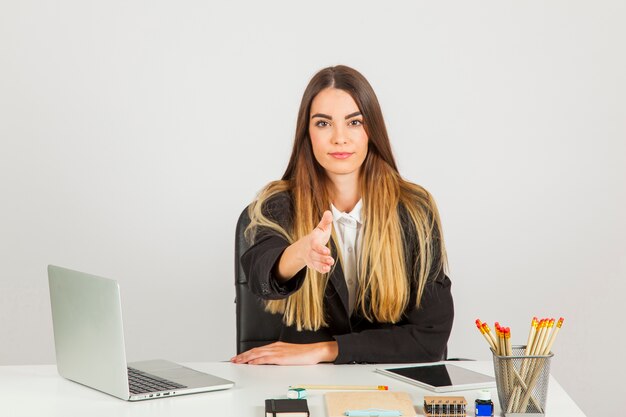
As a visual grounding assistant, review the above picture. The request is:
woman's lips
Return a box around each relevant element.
[329,152,353,159]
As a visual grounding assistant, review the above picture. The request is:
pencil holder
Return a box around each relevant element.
[491,346,553,417]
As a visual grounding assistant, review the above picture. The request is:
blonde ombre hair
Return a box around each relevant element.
[246,66,447,331]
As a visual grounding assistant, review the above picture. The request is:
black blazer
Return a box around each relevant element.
[241,192,454,364]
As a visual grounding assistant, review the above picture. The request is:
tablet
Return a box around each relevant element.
[376,364,495,392]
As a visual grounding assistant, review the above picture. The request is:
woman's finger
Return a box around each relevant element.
[232,343,281,363]
[313,263,331,273]
[310,250,333,263]
[313,244,330,255]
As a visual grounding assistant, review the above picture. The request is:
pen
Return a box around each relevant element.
[344,409,402,416]
[289,385,388,390]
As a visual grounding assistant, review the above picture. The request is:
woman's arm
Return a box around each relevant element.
[235,198,339,364]
[241,196,334,298]
[231,340,338,365]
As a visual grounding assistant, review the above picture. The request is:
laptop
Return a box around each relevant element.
[47,265,234,401]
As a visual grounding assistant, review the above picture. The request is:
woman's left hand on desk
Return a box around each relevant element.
[230,341,338,365]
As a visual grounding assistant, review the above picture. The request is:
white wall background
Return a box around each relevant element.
[1,1,624,416]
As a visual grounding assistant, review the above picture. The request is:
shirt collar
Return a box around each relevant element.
[330,199,363,227]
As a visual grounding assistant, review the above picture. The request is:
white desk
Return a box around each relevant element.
[0,361,585,416]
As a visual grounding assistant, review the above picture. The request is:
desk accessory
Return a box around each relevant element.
[492,347,552,416]
[287,388,307,399]
[423,396,467,417]
[475,317,564,416]
[265,398,309,417]
[474,390,494,416]
[376,364,494,392]
[325,391,416,417]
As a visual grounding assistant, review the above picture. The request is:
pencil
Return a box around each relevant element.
[495,322,505,356]
[539,319,555,355]
[519,317,564,413]
[529,319,546,356]
[542,317,564,355]
[289,385,388,390]
[476,319,496,351]
[482,322,498,350]
[524,317,538,355]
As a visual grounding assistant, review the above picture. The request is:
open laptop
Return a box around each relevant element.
[47,265,234,401]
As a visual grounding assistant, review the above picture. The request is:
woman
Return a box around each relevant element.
[231,65,453,365]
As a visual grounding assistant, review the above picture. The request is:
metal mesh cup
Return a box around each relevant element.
[492,346,553,417]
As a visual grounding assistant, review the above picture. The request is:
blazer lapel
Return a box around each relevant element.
[328,238,350,317]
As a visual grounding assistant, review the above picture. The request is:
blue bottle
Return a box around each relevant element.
[475,390,494,417]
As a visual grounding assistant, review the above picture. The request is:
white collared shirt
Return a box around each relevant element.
[330,200,363,315]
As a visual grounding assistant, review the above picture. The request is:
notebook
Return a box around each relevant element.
[265,398,310,417]
[376,364,495,393]
[325,391,417,417]
[47,265,234,401]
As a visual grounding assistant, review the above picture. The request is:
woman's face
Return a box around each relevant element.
[309,88,369,180]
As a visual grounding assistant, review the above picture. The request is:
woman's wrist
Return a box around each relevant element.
[276,238,308,282]
[318,341,339,363]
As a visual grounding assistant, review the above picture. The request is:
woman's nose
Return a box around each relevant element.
[332,125,348,144]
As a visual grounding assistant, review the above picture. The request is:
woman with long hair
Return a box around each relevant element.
[230,65,453,365]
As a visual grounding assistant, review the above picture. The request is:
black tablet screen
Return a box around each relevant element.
[387,364,493,388]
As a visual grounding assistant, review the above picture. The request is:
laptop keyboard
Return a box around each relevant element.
[127,366,187,394]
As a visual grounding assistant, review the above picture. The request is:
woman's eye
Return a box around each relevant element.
[315,120,330,127]
[349,119,363,126]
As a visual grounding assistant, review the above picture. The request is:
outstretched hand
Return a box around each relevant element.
[303,210,334,273]
[274,210,334,282]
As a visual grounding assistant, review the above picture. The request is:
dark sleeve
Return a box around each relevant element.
[240,193,307,300]
[333,273,454,363]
